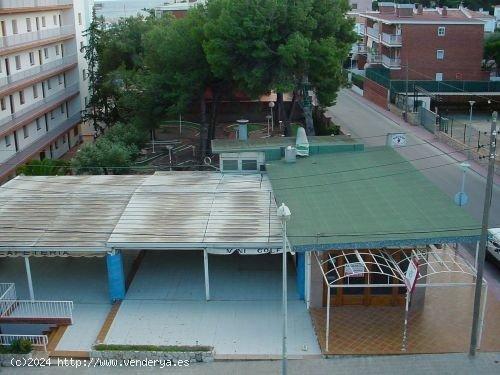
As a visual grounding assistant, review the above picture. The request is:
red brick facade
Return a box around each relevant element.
[391,24,485,81]
[363,78,388,109]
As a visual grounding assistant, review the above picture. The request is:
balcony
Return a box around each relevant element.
[382,55,401,69]
[353,44,367,54]
[0,0,72,8]
[0,25,75,49]
[366,27,380,40]
[0,82,79,134]
[381,33,402,46]
[367,53,381,64]
[0,54,77,89]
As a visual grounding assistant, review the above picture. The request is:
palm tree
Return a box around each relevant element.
[17,159,70,176]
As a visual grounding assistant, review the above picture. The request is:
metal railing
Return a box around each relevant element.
[0,82,79,130]
[0,0,72,8]
[0,283,16,300]
[367,53,381,64]
[366,27,380,40]
[355,44,367,54]
[0,300,73,322]
[0,25,75,49]
[0,334,48,351]
[382,55,401,69]
[381,33,402,46]
[0,54,77,88]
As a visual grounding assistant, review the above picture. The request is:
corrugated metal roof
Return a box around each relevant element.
[108,172,282,249]
[0,175,147,251]
[0,173,282,251]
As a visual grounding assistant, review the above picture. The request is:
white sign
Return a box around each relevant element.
[405,258,419,292]
[207,247,283,255]
[387,133,407,148]
[345,262,364,277]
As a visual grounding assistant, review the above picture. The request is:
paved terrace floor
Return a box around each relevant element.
[105,251,321,357]
[0,254,137,351]
[311,271,500,355]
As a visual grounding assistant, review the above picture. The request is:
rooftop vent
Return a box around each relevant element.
[396,3,414,18]
[379,2,396,14]
[237,119,249,141]
[442,6,448,17]
[417,4,423,15]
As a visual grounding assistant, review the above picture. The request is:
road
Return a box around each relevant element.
[327,89,500,283]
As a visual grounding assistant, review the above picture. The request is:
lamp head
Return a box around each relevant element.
[277,203,291,221]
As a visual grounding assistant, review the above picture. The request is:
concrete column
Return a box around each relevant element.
[24,257,34,301]
[106,251,125,302]
[204,249,210,301]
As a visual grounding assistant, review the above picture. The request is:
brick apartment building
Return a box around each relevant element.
[357,3,487,82]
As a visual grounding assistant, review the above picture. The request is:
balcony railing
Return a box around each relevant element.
[382,55,401,69]
[0,82,79,131]
[381,33,402,46]
[0,283,15,303]
[0,0,72,8]
[0,25,75,49]
[0,334,48,351]
[355,44,367,54]
[366,27,380,40]
[367,53,381,64]
[0,54,77,88]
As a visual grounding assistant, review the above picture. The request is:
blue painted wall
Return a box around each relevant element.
[296,252,305,300]
[106,252,125,302]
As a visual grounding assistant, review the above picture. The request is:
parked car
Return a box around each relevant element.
[487,228,500,265]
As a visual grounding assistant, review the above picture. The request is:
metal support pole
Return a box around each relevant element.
[402,290,410,351]
[179,114,182,135]
[305,251,311,310]
[24,257,34,301]
[282,220,288,375]
[203,249,210,301]
[470,111,497,356]
[475,241,479,270]
[478,284,488,349]
[325,286,331,352]
[405,62,409,115]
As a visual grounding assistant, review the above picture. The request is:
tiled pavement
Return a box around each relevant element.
[311,276,500,355]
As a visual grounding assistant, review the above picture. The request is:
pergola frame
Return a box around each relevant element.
[315,245,488,352]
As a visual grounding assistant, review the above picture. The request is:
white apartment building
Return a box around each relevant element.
[0,0,92,182]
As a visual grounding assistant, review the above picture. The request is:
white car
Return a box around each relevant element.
[487,228,500,263]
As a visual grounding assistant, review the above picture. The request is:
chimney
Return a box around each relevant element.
[396,4,414,18]
[237,119,248,141]
[379,2,396,14]
[417,4,423,15]
[442,6,448,17]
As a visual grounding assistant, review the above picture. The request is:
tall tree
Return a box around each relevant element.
[203,0,356,135]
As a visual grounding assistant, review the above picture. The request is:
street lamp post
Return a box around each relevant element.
[454,162,470,206]
[266,115,272,137]
[269,101,275,133]
[467,100,475,160]
[277,203,291,375]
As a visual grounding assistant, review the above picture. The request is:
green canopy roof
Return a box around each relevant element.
[266,147,481,251]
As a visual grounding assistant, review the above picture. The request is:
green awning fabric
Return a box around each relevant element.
[266,147,481,251]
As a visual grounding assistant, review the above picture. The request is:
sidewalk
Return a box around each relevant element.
[345,89,500,186]
[2,353,499,374]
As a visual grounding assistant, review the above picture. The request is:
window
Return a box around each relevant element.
[55,139,59,149]
[19,90,24,105]
[438,26,445,36]
[55,45,60,55]
[62,134,66,144]
[26,18,32,32]
[23,125,28,138]
[58,74,62,85]
[60,103,65,113]
[29,52,35,65]
[47,78,52,90]
[53,15,57,26]
[12,20,18,34]
[41,16,46,28]
[50,110,55,119]
[80,41,84,52]
[73,127,79,136]
[15,55,21,70]
[436,50,444,60]
[33,84,38,98]
[36,118,41,130]
[82,69,86,80]
[241,159,258,171]
[84,96,88,106]
[5,135,11,147]
[436,73,443,81]
[78,13,82,25]
[222,159,238,171]
[351,3,358,9]
[0,97,5,111]
[44,48,49,59]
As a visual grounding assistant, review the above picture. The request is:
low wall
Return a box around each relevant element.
[363,79,388,110]
[90,349,214,364]
[351,85,363,96]
[0,352,48,367]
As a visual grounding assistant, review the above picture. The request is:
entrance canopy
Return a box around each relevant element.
[0,172,282,254]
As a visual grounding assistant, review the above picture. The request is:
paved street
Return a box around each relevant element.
[2,353,499,374]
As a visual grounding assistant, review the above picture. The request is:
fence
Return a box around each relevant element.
[0,334,48,351]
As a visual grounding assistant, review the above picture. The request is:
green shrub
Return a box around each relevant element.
[93,344,212,352]
[351,73,364,90]
[9,339,32,354]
